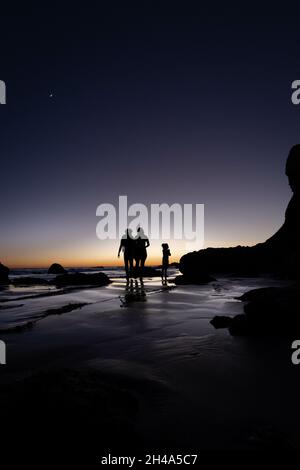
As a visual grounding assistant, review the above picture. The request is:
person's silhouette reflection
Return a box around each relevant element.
[118,228,135,279]
[135,227,150,277]
[121,278,146,306]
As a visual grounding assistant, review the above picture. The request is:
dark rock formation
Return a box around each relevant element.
[180,245,270,277]
[211,283,300,336]
[174,274,215,285]
[210,315,232,329]
[169,262,179,268]
[158,262,179,269]
[51,272,111,287]
[48,263,67,274]
[0,262,9,285]
[12,277,49,286]
[229,314,253,336]
[135,266,161,277]
[180,145,300,279]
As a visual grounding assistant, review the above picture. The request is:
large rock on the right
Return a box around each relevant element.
[0,262,9,285]
[210,283,300,336]
[180,145,300,279]
[230,284,300,336]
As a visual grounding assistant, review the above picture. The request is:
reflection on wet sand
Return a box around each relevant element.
[120,278,146,307]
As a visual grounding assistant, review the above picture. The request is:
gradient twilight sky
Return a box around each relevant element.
[1,5,300,267]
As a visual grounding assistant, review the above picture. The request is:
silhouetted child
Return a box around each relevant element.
[161,243,171,282]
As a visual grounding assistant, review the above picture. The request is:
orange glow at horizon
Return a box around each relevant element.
[1,237,263,269]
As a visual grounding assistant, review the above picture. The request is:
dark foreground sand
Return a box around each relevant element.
[0,275,299,461]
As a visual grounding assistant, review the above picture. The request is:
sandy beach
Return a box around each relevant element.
[3,6,300,464]
[1,270,299,456]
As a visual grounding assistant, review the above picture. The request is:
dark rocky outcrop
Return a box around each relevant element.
[180,145,300,279]
[135,267,161,277]
[210,315,232,329]
[48,263,67,274]
[51,272,111,287]
[0,262,9,285]
[12,277,49,286]
[180,245,272,277]
[174,274,215,285]
[211,283,300,336]
[228,314,253,336]
[169,262,179,268]
[158,262,179,269]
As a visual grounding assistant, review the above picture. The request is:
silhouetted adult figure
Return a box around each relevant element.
[118,228,135,279]
[134,227,150,277]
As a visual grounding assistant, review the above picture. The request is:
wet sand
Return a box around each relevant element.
[0,275,299,454]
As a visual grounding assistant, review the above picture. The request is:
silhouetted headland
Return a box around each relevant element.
[180,145,300,280]
[189,145,300,335]
[211,282,300,336]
